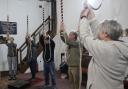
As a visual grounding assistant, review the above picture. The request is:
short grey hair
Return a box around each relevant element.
[97,20,123,41]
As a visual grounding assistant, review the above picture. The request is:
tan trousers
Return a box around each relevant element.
[68,66,79,89]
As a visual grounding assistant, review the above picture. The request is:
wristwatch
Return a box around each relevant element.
[81,16,87,19]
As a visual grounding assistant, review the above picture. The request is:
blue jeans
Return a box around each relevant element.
[44,61,56,85]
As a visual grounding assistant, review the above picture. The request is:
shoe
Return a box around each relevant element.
[12,76,16,80]
[28,78,31,80]
[42,84,50,88]
[52,85,57,89]
[8,76,12,80]
[28,77,34,81]
[31,78,36,81]
[61,74,67,79]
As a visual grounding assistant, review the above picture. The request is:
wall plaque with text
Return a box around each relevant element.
[0,21,17,34]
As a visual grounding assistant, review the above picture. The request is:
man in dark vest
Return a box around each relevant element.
[26,35,37,80]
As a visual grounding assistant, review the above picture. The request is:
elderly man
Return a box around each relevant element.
[79,8,128,89]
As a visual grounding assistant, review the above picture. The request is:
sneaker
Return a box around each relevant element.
[31,78,36,82]
[42,84,50,88]
[52,85,57,89]
[28,77,35,81]
[12,76,16,80]
[8,76,12,80]
[61,74,67,79]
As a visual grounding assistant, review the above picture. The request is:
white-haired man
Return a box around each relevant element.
[79,8,128,89]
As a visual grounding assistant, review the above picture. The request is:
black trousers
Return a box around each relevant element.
[29,60,37,79]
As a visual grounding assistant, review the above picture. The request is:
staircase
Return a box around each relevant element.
[17,16,57,73]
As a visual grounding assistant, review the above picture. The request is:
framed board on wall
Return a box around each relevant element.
[0,21,17,34]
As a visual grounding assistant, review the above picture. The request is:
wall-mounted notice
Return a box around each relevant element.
[0,21,17,34]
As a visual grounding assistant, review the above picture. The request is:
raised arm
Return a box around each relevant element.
[60,23,79,46]
[60,31,68,43]
[60,22,68,43]
[79,8,102,57]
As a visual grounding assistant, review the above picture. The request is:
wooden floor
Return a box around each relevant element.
[0,72,85,89]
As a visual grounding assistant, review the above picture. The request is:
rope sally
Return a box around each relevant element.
[60,0,68,62]
[7,0,9,33]
[78,18,83,89]
[60,0,64,22]
[42,8,45,37]
[27,15,29,35]
[26,15,32,62]
[42,7,52,63]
